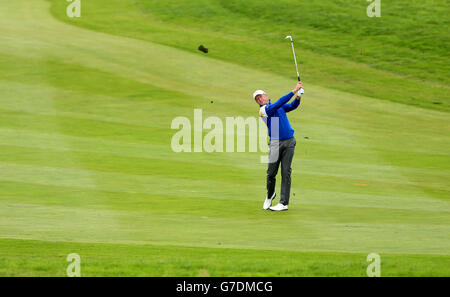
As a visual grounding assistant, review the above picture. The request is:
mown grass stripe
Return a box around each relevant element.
[0,201,449,254]
[0,238,448,276]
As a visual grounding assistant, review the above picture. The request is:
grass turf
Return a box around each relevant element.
[49,0,450,112]
[0,0,448,276]
[1,238,449,277]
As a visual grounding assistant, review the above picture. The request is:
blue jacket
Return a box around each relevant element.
[259,92,300,140]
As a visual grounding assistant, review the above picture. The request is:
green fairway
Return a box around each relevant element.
[1,238,449,277]
[0,0,449,276]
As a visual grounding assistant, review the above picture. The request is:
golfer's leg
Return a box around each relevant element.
[267,141,281,198]
[280,138,296,206]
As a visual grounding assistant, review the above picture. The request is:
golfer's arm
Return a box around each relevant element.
[265,92,294,116]
[283,97,301,112]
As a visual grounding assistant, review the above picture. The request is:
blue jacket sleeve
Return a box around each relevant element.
[283,98,301,112]
[265,92,294,116]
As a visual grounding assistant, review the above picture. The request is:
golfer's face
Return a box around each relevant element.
[257,94,269,105]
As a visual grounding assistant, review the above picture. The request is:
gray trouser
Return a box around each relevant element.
[267,137,296,206]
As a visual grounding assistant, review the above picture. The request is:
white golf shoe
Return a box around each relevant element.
[269,203,288,211]
[263,193,276,210]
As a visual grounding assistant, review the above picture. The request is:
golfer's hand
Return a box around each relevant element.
[293,82,303,93]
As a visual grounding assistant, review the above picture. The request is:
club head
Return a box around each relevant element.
[285,35,293,41]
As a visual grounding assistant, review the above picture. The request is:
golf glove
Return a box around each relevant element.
[297,88,305,98]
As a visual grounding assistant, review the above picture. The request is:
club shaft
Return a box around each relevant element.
[289,40,301,81]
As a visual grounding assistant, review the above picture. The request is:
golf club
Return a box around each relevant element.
[285,35,304,96]
[285,35,300,81]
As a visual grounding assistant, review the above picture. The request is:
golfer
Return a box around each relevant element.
[253,81,304,211]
